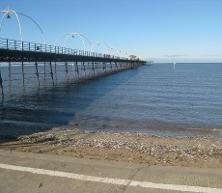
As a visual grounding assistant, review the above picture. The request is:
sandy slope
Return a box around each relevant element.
[1,127,222,168]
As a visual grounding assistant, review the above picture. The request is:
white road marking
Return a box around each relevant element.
[0,163,221,193]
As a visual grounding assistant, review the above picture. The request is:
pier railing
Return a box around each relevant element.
[0,37,127,60]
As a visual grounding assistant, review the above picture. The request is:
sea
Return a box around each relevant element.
[0,62,222,138]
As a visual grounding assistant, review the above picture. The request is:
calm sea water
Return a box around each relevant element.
[0,63,222,138]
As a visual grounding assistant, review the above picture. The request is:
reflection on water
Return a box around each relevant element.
[0,63,222,138]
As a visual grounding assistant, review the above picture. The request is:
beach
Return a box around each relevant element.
[1,63,222,169]
[1,127,222,169]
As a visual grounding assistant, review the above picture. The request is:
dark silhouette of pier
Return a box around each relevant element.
[0,37,146,102]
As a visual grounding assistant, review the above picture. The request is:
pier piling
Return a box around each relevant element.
[35,62,40,85]
[49,61,54,85]
[21,61,25,85]
[0,67,4,103]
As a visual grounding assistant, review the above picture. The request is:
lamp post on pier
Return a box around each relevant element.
[0,7,45,44]
[64,32,92,53]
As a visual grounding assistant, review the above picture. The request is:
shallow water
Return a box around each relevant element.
[0,63,222,138]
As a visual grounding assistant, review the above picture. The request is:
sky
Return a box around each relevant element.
[1,0,222,62]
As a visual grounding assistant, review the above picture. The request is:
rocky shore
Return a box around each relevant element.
[1,127,222,168]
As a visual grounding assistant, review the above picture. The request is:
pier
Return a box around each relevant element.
[0,37,146,102]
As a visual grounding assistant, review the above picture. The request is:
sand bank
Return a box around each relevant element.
[0,127,222,168]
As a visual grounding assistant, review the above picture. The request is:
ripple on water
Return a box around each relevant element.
[0,63,222,138]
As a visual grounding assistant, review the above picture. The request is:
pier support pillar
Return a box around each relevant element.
[21,61,25,85]
[49,61,54,85]
[54,62,57,80]
[43,62,46,80]
[75,61,79,73]
[35,62,40,85]
[8,61,12,81]
[83,62,86,72]
[8,61,12,95]
[0,67,4,103]
[91,62,94,70]
[115,62,118,71]
[103,62,106,72]
[75,61,79,79]
[92,62,95,74]
[94,62,96,75]
[65,62,68,74]
[54,62,57,74]
[88,62,90,70]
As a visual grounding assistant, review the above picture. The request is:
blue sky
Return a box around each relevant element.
[1,0,222,62]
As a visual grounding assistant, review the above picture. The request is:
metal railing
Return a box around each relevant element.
[0,37,128,60]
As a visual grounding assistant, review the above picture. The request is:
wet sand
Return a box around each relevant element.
[0,127,222,168]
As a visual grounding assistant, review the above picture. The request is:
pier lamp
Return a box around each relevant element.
[111,47,122,57]
[93,41,113,55]
[119,50,129,58]
[64,32,92,53]
[0,7,45,44]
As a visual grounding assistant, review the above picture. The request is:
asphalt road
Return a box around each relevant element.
[0,149,222,193]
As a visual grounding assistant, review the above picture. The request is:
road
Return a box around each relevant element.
[0,149,222,193]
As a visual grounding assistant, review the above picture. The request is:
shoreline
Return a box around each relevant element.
[0,127,222,169]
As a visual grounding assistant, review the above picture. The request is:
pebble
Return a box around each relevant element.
[17,129,222,165]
